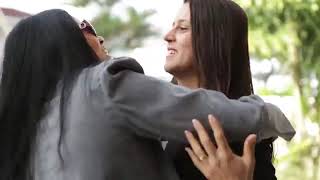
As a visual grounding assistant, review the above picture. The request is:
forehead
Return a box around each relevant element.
[174,3,191,22]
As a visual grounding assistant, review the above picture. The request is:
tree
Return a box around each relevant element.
[72,0,158,51]
[235,0,320,179]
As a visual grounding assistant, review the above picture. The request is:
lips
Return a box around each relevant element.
[167,47,177,56]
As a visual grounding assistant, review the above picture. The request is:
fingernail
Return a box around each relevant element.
[252,134,257,141]
[192,119,199,126]
[210,115,217,122]
[209,117,213,124]
[184,130,190,136]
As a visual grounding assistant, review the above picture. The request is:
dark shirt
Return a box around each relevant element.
[165,131,276,180]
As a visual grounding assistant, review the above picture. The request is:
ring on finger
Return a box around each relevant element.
[198,154,207,161]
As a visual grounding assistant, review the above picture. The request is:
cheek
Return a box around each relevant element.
[181,36,194,67]
[84,34,100,52]
[165,33,194,73]
[180,53,194,72]
[90,40,101,52]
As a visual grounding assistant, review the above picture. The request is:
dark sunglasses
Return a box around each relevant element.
[79,20,97,37]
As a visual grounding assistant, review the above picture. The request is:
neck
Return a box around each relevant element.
[174,74,200,89]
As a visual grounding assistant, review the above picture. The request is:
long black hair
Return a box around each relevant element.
[0,9,99,179]
[185,0,253,99]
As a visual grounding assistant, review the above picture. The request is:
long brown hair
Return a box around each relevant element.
[182,2,274,180]
[185,0,253,99]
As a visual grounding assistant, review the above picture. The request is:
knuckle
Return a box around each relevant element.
[216,131,225,140]
[195,149,203,155]
[224,153,234,162]
[202,137,211,145]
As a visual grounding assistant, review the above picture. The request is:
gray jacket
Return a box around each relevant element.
[32,57,295,180]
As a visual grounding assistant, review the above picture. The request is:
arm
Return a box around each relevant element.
[98,57,295,143]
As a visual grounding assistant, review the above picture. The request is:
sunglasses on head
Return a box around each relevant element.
[79,20,97,37]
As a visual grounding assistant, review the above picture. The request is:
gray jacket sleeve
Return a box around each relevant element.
[97,57,295,143]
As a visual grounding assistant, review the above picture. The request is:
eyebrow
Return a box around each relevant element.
[172,19,191,26]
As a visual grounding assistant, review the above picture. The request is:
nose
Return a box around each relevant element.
[164,28,175,42]
[98,36,104,45]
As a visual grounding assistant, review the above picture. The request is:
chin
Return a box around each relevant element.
[164,64,178,76]
[164,58,175,70]
[164,64,171,73]
[164,60,173,70]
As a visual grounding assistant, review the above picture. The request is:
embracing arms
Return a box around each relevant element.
[94,57,295,143]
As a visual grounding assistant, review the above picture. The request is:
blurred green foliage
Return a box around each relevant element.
[72,0,158,51]
[235,0,320,179]
[257,86,294,96]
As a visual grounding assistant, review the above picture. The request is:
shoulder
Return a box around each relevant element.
[91,56,144,77]
[77,56,146,99]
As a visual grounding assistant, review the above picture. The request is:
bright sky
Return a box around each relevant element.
[0,0,182,79]
[0,0,95,19]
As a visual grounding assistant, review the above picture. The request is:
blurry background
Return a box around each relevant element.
[0,0,319,179]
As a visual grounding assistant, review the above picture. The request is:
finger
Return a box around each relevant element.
[208,115,232,154]
[192,119,216,156]
[242,134,257,167]
[185,147,203,170]
[185,147,209,178]
[185,130,207,161]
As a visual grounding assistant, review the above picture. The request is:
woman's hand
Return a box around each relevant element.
[184,115,256,180]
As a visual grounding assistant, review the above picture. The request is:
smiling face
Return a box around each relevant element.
[164,2,195,77]
[79,20,108,61]
[82,32,108,61]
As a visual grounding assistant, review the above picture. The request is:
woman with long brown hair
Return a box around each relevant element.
[164,0,279,179]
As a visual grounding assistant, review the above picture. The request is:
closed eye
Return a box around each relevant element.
[178,27,188,31]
